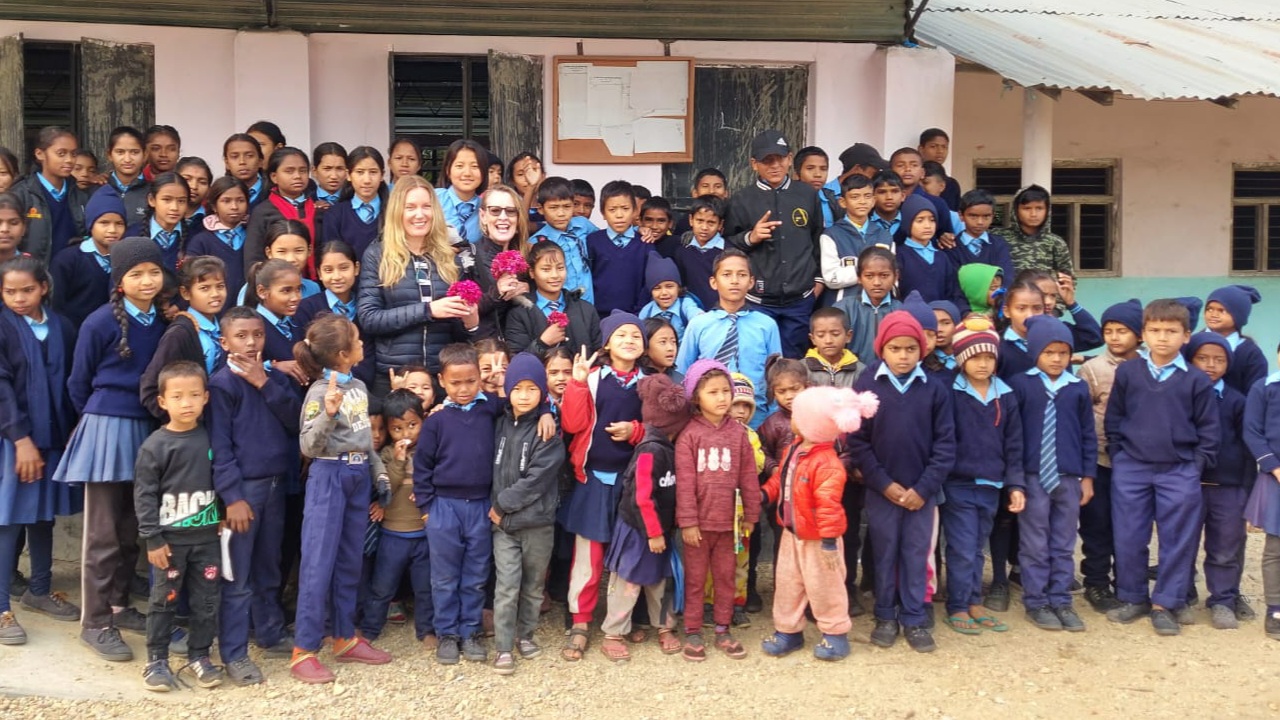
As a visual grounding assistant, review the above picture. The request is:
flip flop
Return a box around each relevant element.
[946,615,982,635]
[600,635,631,662]
[561,628,589,661]
[972,615,1010,632]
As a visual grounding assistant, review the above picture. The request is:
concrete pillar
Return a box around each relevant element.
[234,30,312,152]
[1021,87,1054,190]
[879,45,956,157]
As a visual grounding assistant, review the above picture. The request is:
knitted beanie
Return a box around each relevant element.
[504,352,548,398]
[928,300,962,325]
[1174,296,1203,331]
[901,290,938,332]
[951,317,1000,368]
[1101,298,1143,337]
[85,191,127,231]
[110,237,164,290]
[638,373,692,436]
[644,253,682,290]
[790,386,879,444]
[600,309,646,349]
[1025,314,1074,360]
[1206,284,1262,330]
[683,358,730,400]
[899,194,936,236]
[873,311,926,358]
[730,372,755,406]
[1183,331,1233,369]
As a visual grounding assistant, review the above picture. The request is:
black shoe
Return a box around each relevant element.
[847,590,867,618]
[903,625,936,653]
[143,660,179,692]
[436,635,461,665]
[1146,565,1159,582]
[1026,606,1063,631]
[461,634,487,662]
[984,583,1010,612]
[1236,596,1258,622]
[745,589,764,614]
[1151,608,1180,636]
[182,656,224,689]
[1068,578,1084,594]
[702,603,714,628]
[870,619,899,648]
[223,656,265,686]
[923,603,936,630]
[113,607,148,634]
[1084,585,1123,613]
[1054,606,1085,632]
[1106,601,1152,624]
[1008,570,1022,589]
[1186,585,1200,607]
[731,607,751,629]
[81,626,133,662]
[9,570,28,599]
[1266,611,1280,640]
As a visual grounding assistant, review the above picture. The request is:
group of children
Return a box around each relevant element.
[1,120,1279,692]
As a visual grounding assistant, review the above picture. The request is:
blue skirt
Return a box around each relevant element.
[1245,472,1280,536]
[558,471,623,543]
[52,414,154,485]
[0,444,81,525]
[604,520,669,587]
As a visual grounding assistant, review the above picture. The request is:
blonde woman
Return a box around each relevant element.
[356,175,478,396]
[474,183,532,339]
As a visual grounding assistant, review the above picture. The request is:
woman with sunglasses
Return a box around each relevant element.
[473,184,532,340]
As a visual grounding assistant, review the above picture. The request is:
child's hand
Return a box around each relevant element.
[539,322,567,347]
[572,345,598,383]
[1079,477,1094,506]
[488,507,503,525]
[1007,489,1026,514]
[937,232,957,250]
[682,526,702,548]
[605,421,633,442]
[1270,468,1280,485]
[389,368,409,391]
[883,481,908,505]
[900,488,924,511]
[323,372,345,416]
[224,500,254,534]
[369,503,384,522]
[148,544,172,570]
[161,303,181,322]
[1057,272,1077,307]
[638,226,658,244]
[13,437,44,483]
[274,359,311,386]
[820,545,840,571]
[648,535,667,554]
[537,413,557,441]
[394,438,412,461]
[228,352,269,389]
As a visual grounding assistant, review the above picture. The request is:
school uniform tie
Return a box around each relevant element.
[356,202,375,224]
[715,313,739,369]
[546,299,561,316]
[658,310,675,323]
[456,202,475,242]
[154,229,176,250]
[218,227,245,251]
[1040,389,1060,493]
[136,312,155,327]
[332,300,354,320]
[277,317,294,341]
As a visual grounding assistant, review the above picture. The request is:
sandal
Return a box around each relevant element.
[714,631,747,659]
[626,627,649,643]
[657,628,682,655]
[972,615,1010,632]
[561,628,589,661]
[682,632,706,662]
[600,635,631,662]
[946,615,982,635]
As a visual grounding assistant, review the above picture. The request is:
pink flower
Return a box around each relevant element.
[548,311,570,328]
[490,250,529,279]
[447,280,484,305]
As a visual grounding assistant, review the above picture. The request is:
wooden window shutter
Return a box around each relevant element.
[78,38,155,156]
[0,35,23,156]
[487,51,543,167]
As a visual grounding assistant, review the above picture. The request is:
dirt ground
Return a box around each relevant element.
[2,532,1279,720]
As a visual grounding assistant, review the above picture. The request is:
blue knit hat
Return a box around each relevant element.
[1206,284,1262,330]
[85,190,127,231]
[899,194,936,238]
[504,351,548,399]
[928,300,961,325]
[644,253,681,291]
[600,309,646,349]
[902,290,938,332]
[1183,331,1232,370]
[1101,298,1143,337]
[1025,314,1074,360]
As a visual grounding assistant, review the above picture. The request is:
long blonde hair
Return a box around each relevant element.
[378,175,458,288]
[480,183,531,257]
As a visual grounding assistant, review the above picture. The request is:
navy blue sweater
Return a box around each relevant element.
[207,366,302,505]
[1208,384,1252,487]
[186,229,246,300]
[48,243,111,331]
[1244,378,1280,475]
[587,230,655,316]
[655,233,721,311]
[848,369,956,499]
[1225,337,1268,396]
[1104,360,1220,472]
[945,234,1015,288]
[997,338,1034,380]
[949,379,1025,489]
[1008,373,1098,478]
[322,200,381,261]
[895,242,968,312]
[414,396,508,508]
[587,374,644,473]
[69,303,165,419]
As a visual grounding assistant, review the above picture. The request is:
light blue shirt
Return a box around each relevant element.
[323,368,354,385]
[934,349,957,370]
[149,218,177,249]
[436,187,481,241]
[535,291,566,318]
[676,307,781,427]
[316,189,342,206]
[23,313,49,342]
[876,361,928,394]
[1213,379,1225,398]
[531,217,596,304]
[256,305,290,335]
[861,289,892,309]
[237,277,319,306]
[217,225,246,251]
[690,233,725,252]
[352,195,382,225]
[37,173,67,201]
[639,295,704,341]
[247,175,265,205]
[190,309,222,374]
[1267,370,1280,386]
[871,211,901,238]
[902,238,936,265]
[444,391,489,412]
[606,226,636,247]
[1003,326,1028,352]
[1224,331,1244,351]
[79,238,111,273]
[1141,349,1187,382]
[961,231,990,257]
[1027,367,1082,392]
[124,298,156,326]
[326,289,356,320]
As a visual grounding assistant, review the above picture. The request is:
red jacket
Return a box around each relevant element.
[674,415,761,531]
[763,440,847,540]
[561,371,644,484]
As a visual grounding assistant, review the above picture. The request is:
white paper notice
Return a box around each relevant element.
[557,63,599,140]
[587,66,635,128]
[601,125,635,157]
[630,61,689,116]
[221,529,234,582]
[633,117,686,154]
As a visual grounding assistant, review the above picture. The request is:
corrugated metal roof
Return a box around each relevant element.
[929,0,1280,20]
[917,7,1280,100]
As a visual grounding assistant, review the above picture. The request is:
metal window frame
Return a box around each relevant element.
[21,40,81,154]
[388,53,487,152]
[1230,163,1280,276]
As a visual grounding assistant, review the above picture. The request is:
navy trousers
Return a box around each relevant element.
[1019,475,1083,610]
[940,482,1000,615]
[1196,484,1249,609]
[294,459,369,651]
[1078,464,1117,588]
[842,482,866,591]
[218,476,287,663]
[1111,452,1202,609]
[866,490,934,626]
[427,496,492,639]
[361,531,434,641]
[0,521,52,612]
[752,295,815,359]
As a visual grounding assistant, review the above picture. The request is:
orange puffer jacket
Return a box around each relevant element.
[762,440,847,540]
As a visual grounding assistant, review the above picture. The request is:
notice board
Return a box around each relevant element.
[552,56,694,164]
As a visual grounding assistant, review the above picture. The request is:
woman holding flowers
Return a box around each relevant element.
[473,183,533,340]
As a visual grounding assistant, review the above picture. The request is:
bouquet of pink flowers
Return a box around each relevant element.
[446,279,484,305]
[489,250,528,279]
[548,311,570,329]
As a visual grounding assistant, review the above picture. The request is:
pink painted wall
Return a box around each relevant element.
[951,72,1280,277]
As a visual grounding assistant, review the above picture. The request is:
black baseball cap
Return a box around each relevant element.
[751,130,791,161]
[839,143,890,174]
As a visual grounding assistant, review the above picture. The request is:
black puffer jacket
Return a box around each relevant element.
[10,174,89,263]
[491,406,565,533]
[357,241,471,374]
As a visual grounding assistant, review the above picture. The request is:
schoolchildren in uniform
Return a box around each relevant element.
[1008,315,1096,632]
[52,238,167,661]
[831,246,900,365]
[186,177,250,297]
[13,127,89,262]
[241,219,320,303]
[655,194,726,311]
[295,240,373,385]
[638,254,702,342]
[641,318,683,385]
[587,181,654,316]
[793,146,839,228]
[639,197,674,243]
[1204,284,1269,395]
[243,259,309,389]
[942,319,1023,635]
[1105,299,1219,636]
[176,156,213,239]
[310,142,349,211]
[529,177,597,304]
[244,148,318,276]
[894,194,965,311]
[125,172,191,274]
[930,300,962,372]
[292,314,392,683]
[819,174,892,305]
[0,258,82,645]
[435,139,487,243]
[1022,269,1103,353]
[0,191,24,265]
[134,361,224,691]
[849,311,956,653]
[869,171,905,240]
[223,133,267,209]
[1076,299,1143,613]
[322,146,387,260]
[504,242,602,357]
[207,306,299,686]
[996,279,1047,380]
[139,256,229,418]
[1185,332,1254,629]
[49,191,125,331]
[804,307,864,388]
[949,189,1014,284]
[96,127,151,226]
[1243,343,1280,641]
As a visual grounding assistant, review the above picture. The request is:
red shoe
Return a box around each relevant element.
[334,637,392,665]
[290,653,335,684]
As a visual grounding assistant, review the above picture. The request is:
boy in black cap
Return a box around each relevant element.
[725,129,825,359]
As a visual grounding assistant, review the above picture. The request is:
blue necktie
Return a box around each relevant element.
[136,312,154,327]
[612,231,629,248]
[318,191,340,205]
[357,203,375,224]
[219,227,245,251]
[278,317,294,341]
[715,314,739,369]
[155,230,176,249]
[544,299,561,319]
[1040,389,1060,493]
[457,202,475,242]
[658,310,675,323]
[333,300,353,319]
